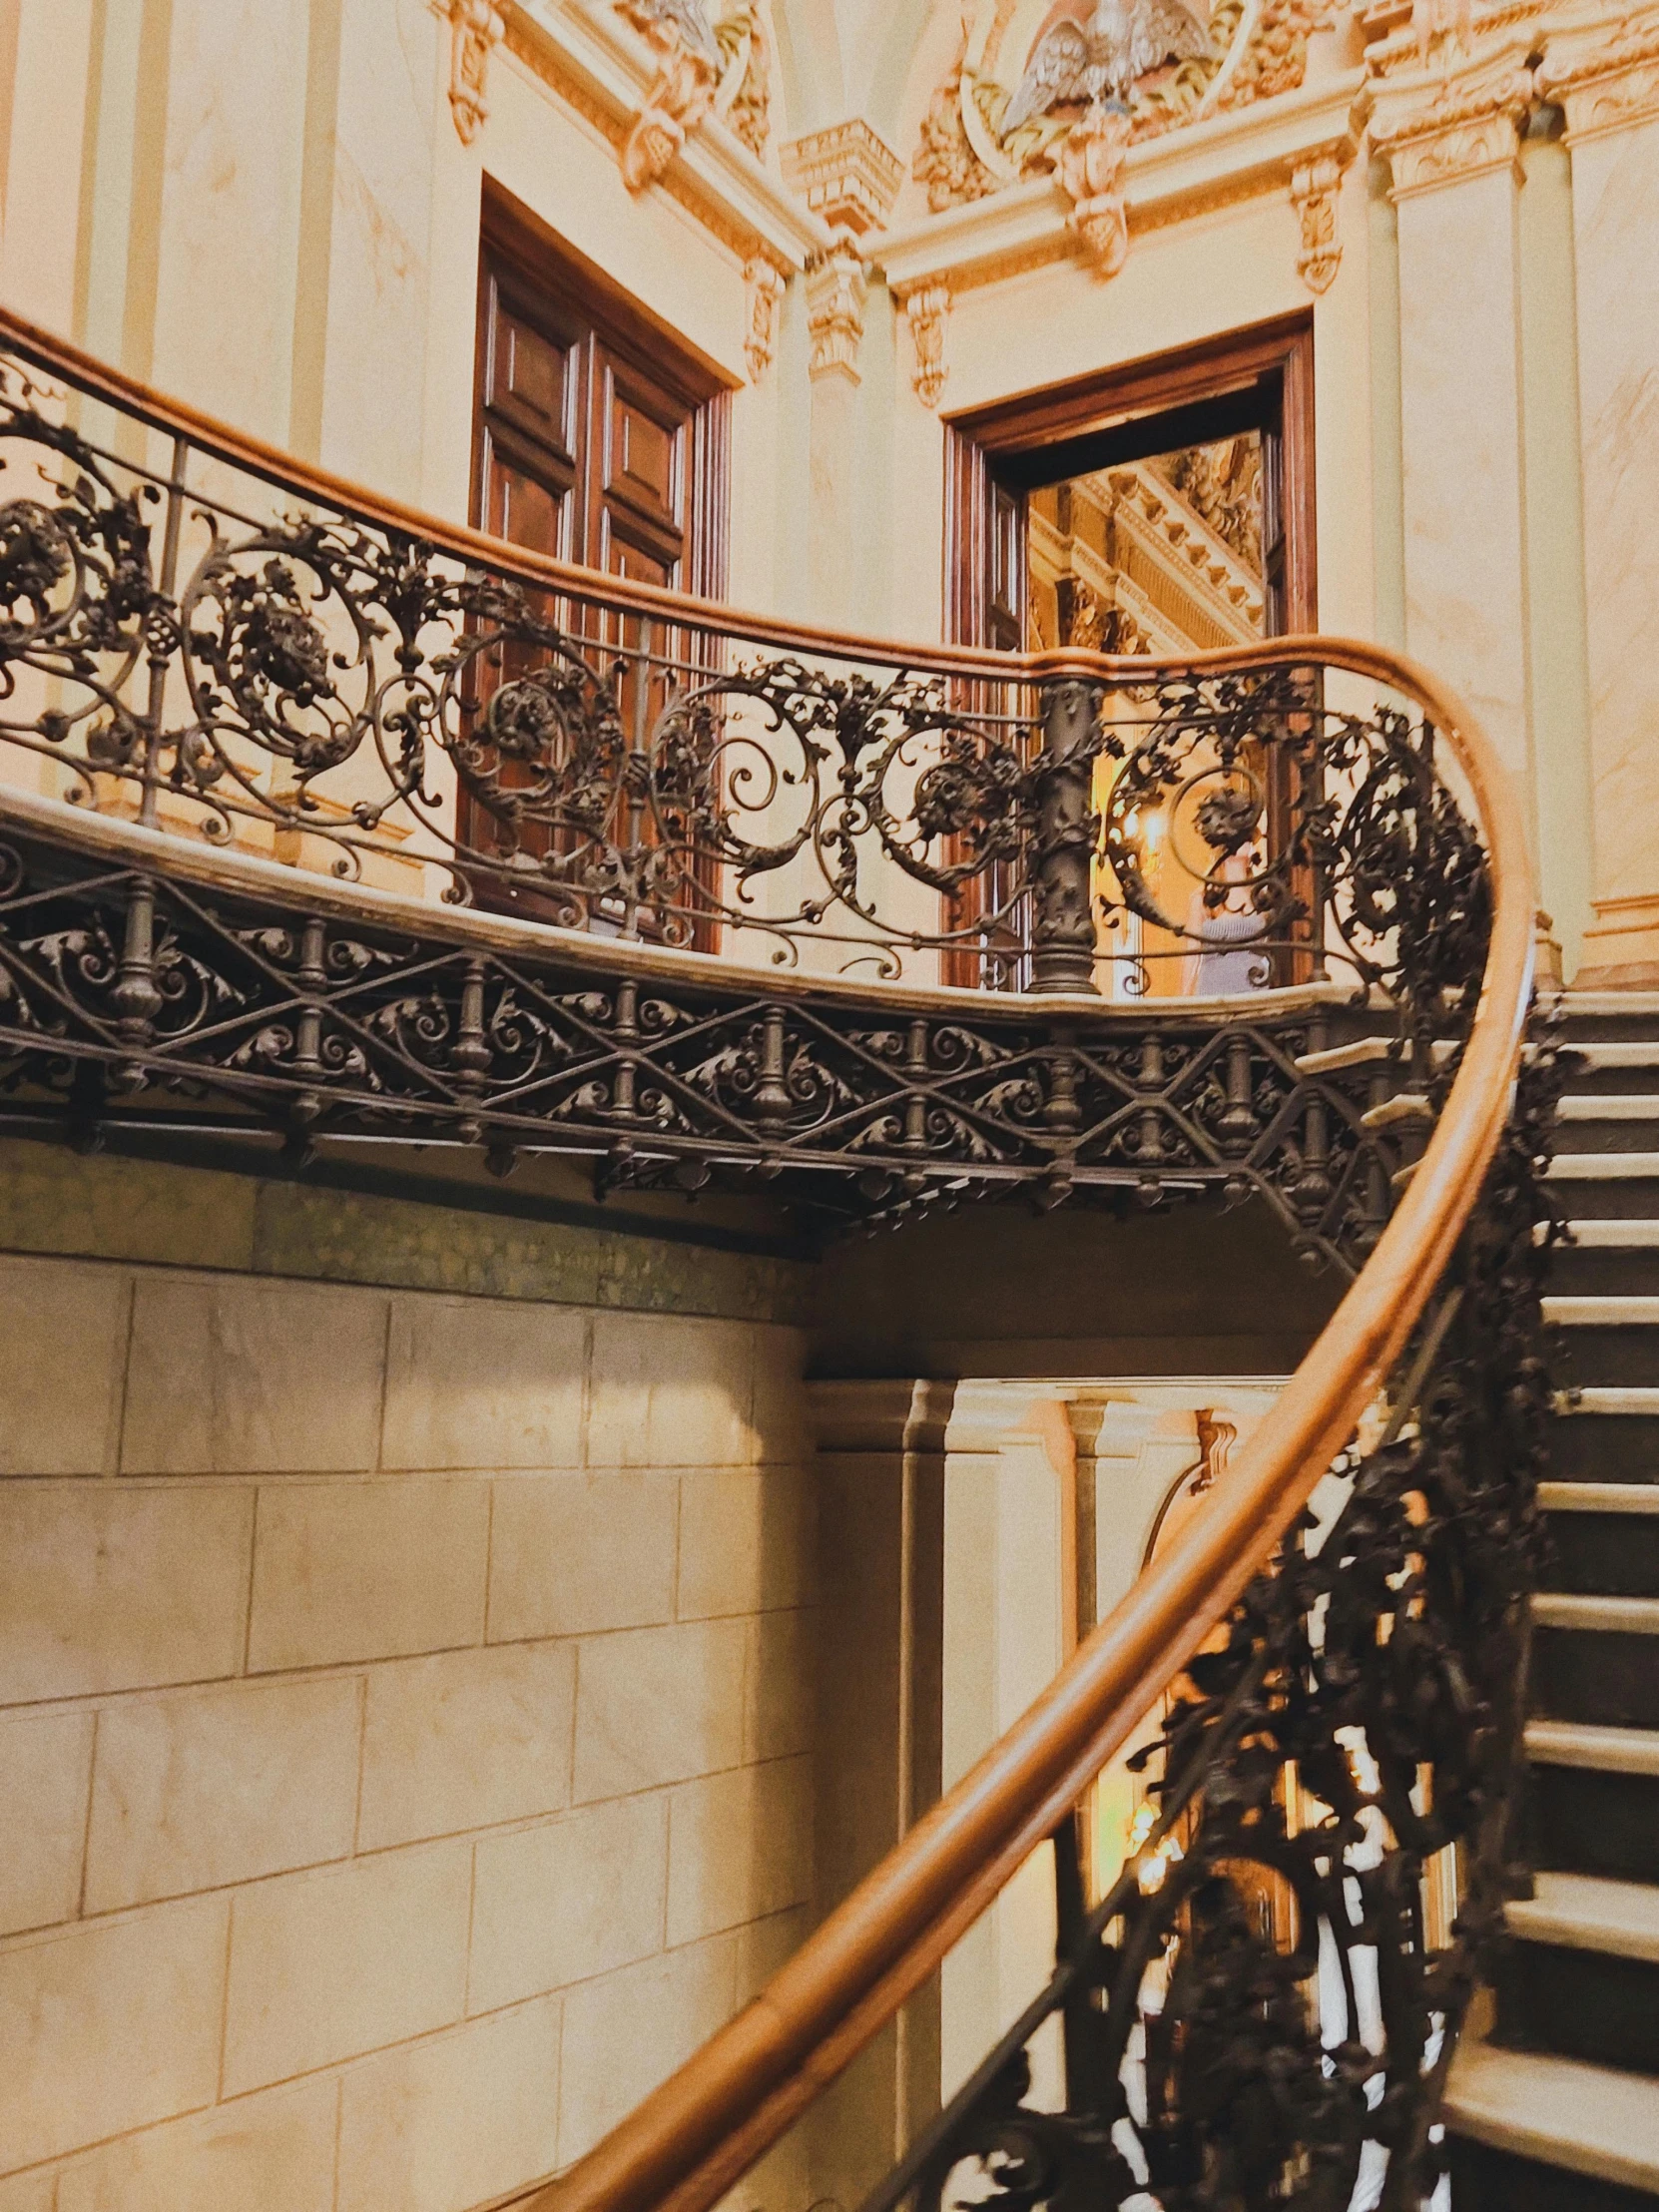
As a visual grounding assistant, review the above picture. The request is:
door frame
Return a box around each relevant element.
[941,311,1318,648]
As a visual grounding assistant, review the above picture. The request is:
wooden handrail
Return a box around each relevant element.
[0,305,1533,2212]
[515,646,1532,2212]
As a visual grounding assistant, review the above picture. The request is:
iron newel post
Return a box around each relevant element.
[1031,676,1102,995]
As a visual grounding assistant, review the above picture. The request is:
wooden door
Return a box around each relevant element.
[464,190,730,928]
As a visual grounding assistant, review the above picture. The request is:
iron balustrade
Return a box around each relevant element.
[0,307,1557,2212]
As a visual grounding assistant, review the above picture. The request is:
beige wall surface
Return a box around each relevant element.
[0,1219,816,2208]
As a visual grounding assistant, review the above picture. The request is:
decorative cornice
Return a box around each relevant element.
[1367,45,1534,194]
[435,0,506,144]
[781,119,904,235]
[877,76,1367,298]
[504,0,828,271]
[804,239,868,383]
[1536,2,1659,140]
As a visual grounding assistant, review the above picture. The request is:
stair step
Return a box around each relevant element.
[1508,1872,1659,1963]
[1558,1387,1659,1415]
[1554,991,1659,1019]
[1571,1044,1659,1070]
[1444,2043,1659,2197]
[1562,1222,1659,1246]
[1493,1936,1659,2077]
[1539,1481,1659,1513]
[1561,1096,1659,1119]
[1448,2137,1659,2209]
[1545,1297,1659,1325]
[1528,1720,1659,1774]
[1527,1730,1659,1886]
[1530,1716,1659,1769]
[1534,1593,1659,1633]
[1546,1153,1659,1177]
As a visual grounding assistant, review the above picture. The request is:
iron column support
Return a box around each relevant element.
[1031,677,1101,995]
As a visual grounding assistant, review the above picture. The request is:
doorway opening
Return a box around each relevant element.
[943,318,1316,994]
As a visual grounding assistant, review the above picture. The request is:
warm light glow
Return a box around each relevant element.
[1128,1802,1183,1893]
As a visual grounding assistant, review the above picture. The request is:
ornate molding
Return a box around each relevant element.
[1050,105,1133,276]
[880,79,1368,301]
[743,254,786,380]
[1368,47,1535,193]
[910,0,1342,216]
[1537,3,1659,141]
[615,0,721,191]
[439,0,506,144]
[1290,139,1351,289]
[902,280,951,406]
[804,239,868,382]
[781,119,904,235]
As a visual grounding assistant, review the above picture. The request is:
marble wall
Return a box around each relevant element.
[1567,112,1659,980]
[0,1153,817,2210]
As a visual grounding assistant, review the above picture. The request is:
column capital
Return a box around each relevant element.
[804,237,869,384]
[1368,44,1536,196]
[1537,2,1659,143]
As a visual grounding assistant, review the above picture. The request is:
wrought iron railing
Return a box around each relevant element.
[0,309,1546,2212]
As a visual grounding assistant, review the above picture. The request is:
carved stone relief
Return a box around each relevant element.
[613,0,775,191]
[1049,105,1133,276]
[744,255,787,380]
[1291,144,1350,291]
[911,0,1340,216]
[805,240,868,382]
[1536,3,1659,140]
[782,120,905,232]
[903,281,952,406]
[438,0,505,145]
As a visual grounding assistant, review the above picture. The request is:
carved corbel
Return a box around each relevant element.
[804,239,867,384]
[1536,4,1659,142]
[1048,106,1132,278]
[439,0,505,146]
[616,0,721,192]
[1290,143,1352,293]
[743,256,786,382]
[903,282,951,408]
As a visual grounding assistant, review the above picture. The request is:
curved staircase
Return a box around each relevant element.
[1446,992,1659,2208]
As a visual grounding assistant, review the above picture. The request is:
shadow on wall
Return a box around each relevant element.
[808,1195,1342,1380]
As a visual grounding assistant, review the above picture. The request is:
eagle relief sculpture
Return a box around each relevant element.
[912,0,1326,229]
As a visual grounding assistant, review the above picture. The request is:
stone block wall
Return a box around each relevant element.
[0,1166,817,2212]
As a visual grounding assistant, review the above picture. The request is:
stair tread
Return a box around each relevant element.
[1508,1873,1659,1961]
[1445,2043,1659,2192]
[1570,1044,1659,1068]
[1534,1592,1659,1633]
[1557,1387,1659,1414]
[1540,1481,1659,1513]
[1527,1719,1659,1775]
[1546,1154,1659,1177]
[1561,1096,1659,1118]
[1544,1296,1659,1324]
[1560,1221,1659,1246]
[1551,991,1659,1016]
